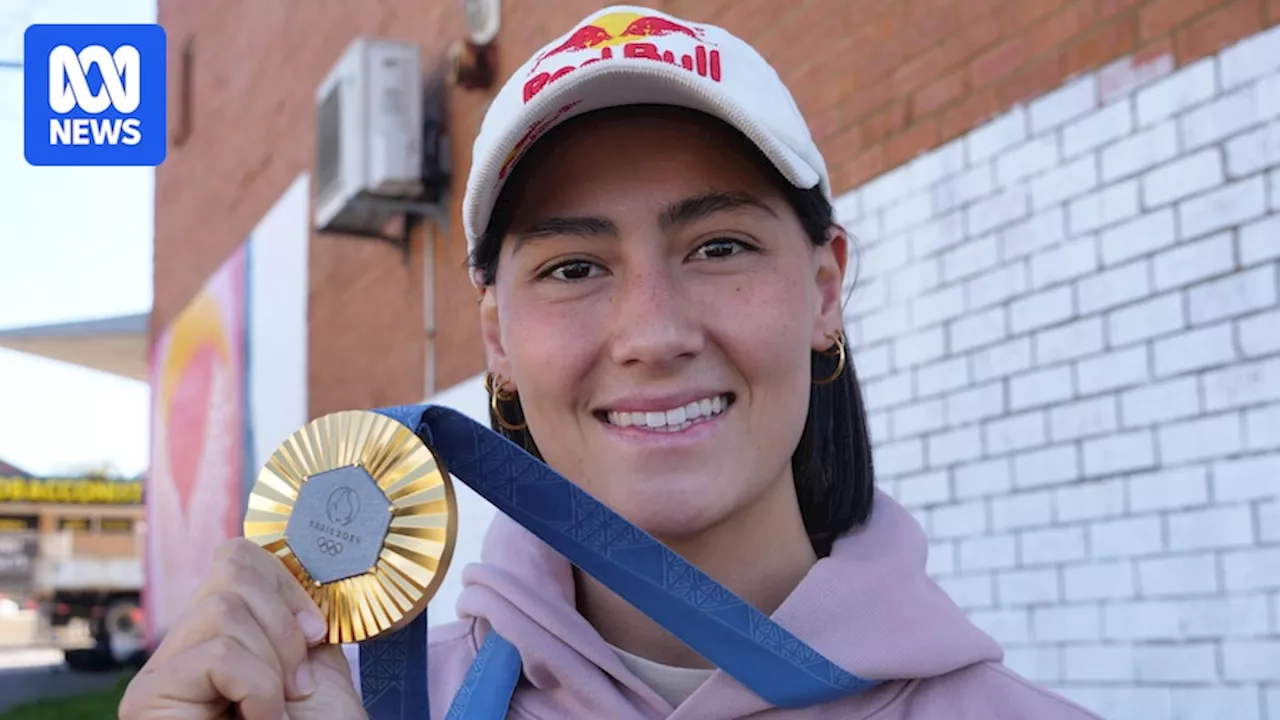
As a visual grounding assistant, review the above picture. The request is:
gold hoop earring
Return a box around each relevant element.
[485,373,528,431]
[813,330,847,386]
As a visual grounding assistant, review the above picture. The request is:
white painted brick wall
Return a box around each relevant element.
[1157,412,1244,465]
[1135,59,1216,127]
[1189,264,1278,324]
[1108,292,1185,346]
[1030,76,1098,135]
[1214,453,1280,502]
[998,567,1061,605]
[1030,234,1099,289]
[840,29,1280,718]
[1120,376,1200,427]
[991,490,1053,529]
[1103,121,1178,182]
[1179,175,1269,240]
[1180,85,1262,151]
[1099,208,1177,266]
[1225,121,1280,177]
[967,186,1030,237]
[1010,286,1074,333]
[1002,207,1066,259]
[1063,560,1135,601]
[1137,552,1220,596]
[1076,345,1150,395]
[1032,154,1099,210]
[1140,148,1224,207]
[1153,323,1235,377]
[1031,604,1101,642]
[1064,100,1133,158]
[1036,316,1105,365]
[996,135,1059,186]
[1219,24,1280,88]
[1069,178,1141,234]
[1055,478,1125,522]
[1241,214,1280,266]
[966,262,1029,309]
[1152,231,1235,290]
[1130,465,1210,512]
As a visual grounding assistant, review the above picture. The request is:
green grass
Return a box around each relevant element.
[0,671,133,720]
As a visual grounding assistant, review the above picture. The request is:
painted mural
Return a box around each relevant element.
[145,246,247,641]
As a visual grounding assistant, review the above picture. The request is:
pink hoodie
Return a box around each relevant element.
[349,490,1102,719]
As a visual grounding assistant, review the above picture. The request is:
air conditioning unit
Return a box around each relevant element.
[313,38,426,237]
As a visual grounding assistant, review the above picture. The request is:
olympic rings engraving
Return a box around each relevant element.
[316,537,344,556]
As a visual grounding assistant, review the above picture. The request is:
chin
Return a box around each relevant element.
[604,481,738,542]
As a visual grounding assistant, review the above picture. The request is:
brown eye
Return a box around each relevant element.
[693,238,750,260]
[543,260,602,282]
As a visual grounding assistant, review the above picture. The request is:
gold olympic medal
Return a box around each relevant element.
[243,410,457,644]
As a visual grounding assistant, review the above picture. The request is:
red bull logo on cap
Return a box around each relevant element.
[497,100,583,181]
[523,11,722,104]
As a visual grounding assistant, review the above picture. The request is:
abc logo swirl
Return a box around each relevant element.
[316,537,344,556]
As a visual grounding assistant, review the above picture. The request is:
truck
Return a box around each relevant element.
[0,473,147,671]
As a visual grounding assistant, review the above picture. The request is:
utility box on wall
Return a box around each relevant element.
[313,38,425,237]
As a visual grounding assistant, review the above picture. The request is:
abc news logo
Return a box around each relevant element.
[24,24,167,167]
[48,44,143,147]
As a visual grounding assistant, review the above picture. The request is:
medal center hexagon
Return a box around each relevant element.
[286,465,392,585]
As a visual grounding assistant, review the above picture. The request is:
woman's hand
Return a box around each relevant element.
[118,538,367,720]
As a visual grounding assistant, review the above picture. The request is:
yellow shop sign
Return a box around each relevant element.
[0,476,143,505]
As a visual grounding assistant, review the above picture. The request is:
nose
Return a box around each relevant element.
[608,261,704,370]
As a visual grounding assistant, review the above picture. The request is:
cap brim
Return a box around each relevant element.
[464,61,824,248]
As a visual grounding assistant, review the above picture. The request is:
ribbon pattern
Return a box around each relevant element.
[354,404,880,719]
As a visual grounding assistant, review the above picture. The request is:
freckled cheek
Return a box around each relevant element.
[502,305,602,396]
[703,281,811,379]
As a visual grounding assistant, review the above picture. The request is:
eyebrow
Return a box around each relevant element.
[511,191,776,253]
[658,191,776,231]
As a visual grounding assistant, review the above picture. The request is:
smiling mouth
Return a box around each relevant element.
[598,393,736,433]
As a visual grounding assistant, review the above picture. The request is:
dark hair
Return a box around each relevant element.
[468,108,877,557]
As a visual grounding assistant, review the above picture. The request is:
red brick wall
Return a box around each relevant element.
[668,0,1280,194]
[152,0,1279,412]
[152,1,455,416]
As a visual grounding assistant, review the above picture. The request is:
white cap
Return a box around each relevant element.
[462,4,831,254]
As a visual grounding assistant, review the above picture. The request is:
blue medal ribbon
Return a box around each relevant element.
[357,404,879,719]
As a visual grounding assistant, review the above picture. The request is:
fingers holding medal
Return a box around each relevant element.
[118,538,332,720]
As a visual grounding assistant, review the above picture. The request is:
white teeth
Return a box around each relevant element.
[606,395,731,431]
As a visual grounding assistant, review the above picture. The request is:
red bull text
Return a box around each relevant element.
[524,42,722,104]
[523,13,722,104]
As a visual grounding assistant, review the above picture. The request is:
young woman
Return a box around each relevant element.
[120,6,1103,719]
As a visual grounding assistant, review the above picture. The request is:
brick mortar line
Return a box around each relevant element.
[829,15,1280,192]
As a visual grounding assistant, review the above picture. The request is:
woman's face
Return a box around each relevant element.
[480,109,847,540]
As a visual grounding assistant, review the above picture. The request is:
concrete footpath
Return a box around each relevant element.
[0,611,129,715]
[0,647,127,714]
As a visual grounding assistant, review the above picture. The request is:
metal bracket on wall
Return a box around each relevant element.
[345,195,449,263]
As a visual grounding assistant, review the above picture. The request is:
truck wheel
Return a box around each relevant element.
[104,599,145,666]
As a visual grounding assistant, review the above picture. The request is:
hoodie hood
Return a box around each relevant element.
[452,489,1003,717]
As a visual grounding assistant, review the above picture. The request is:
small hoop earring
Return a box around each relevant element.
[485,373,528,431]
[813,330,847,386]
